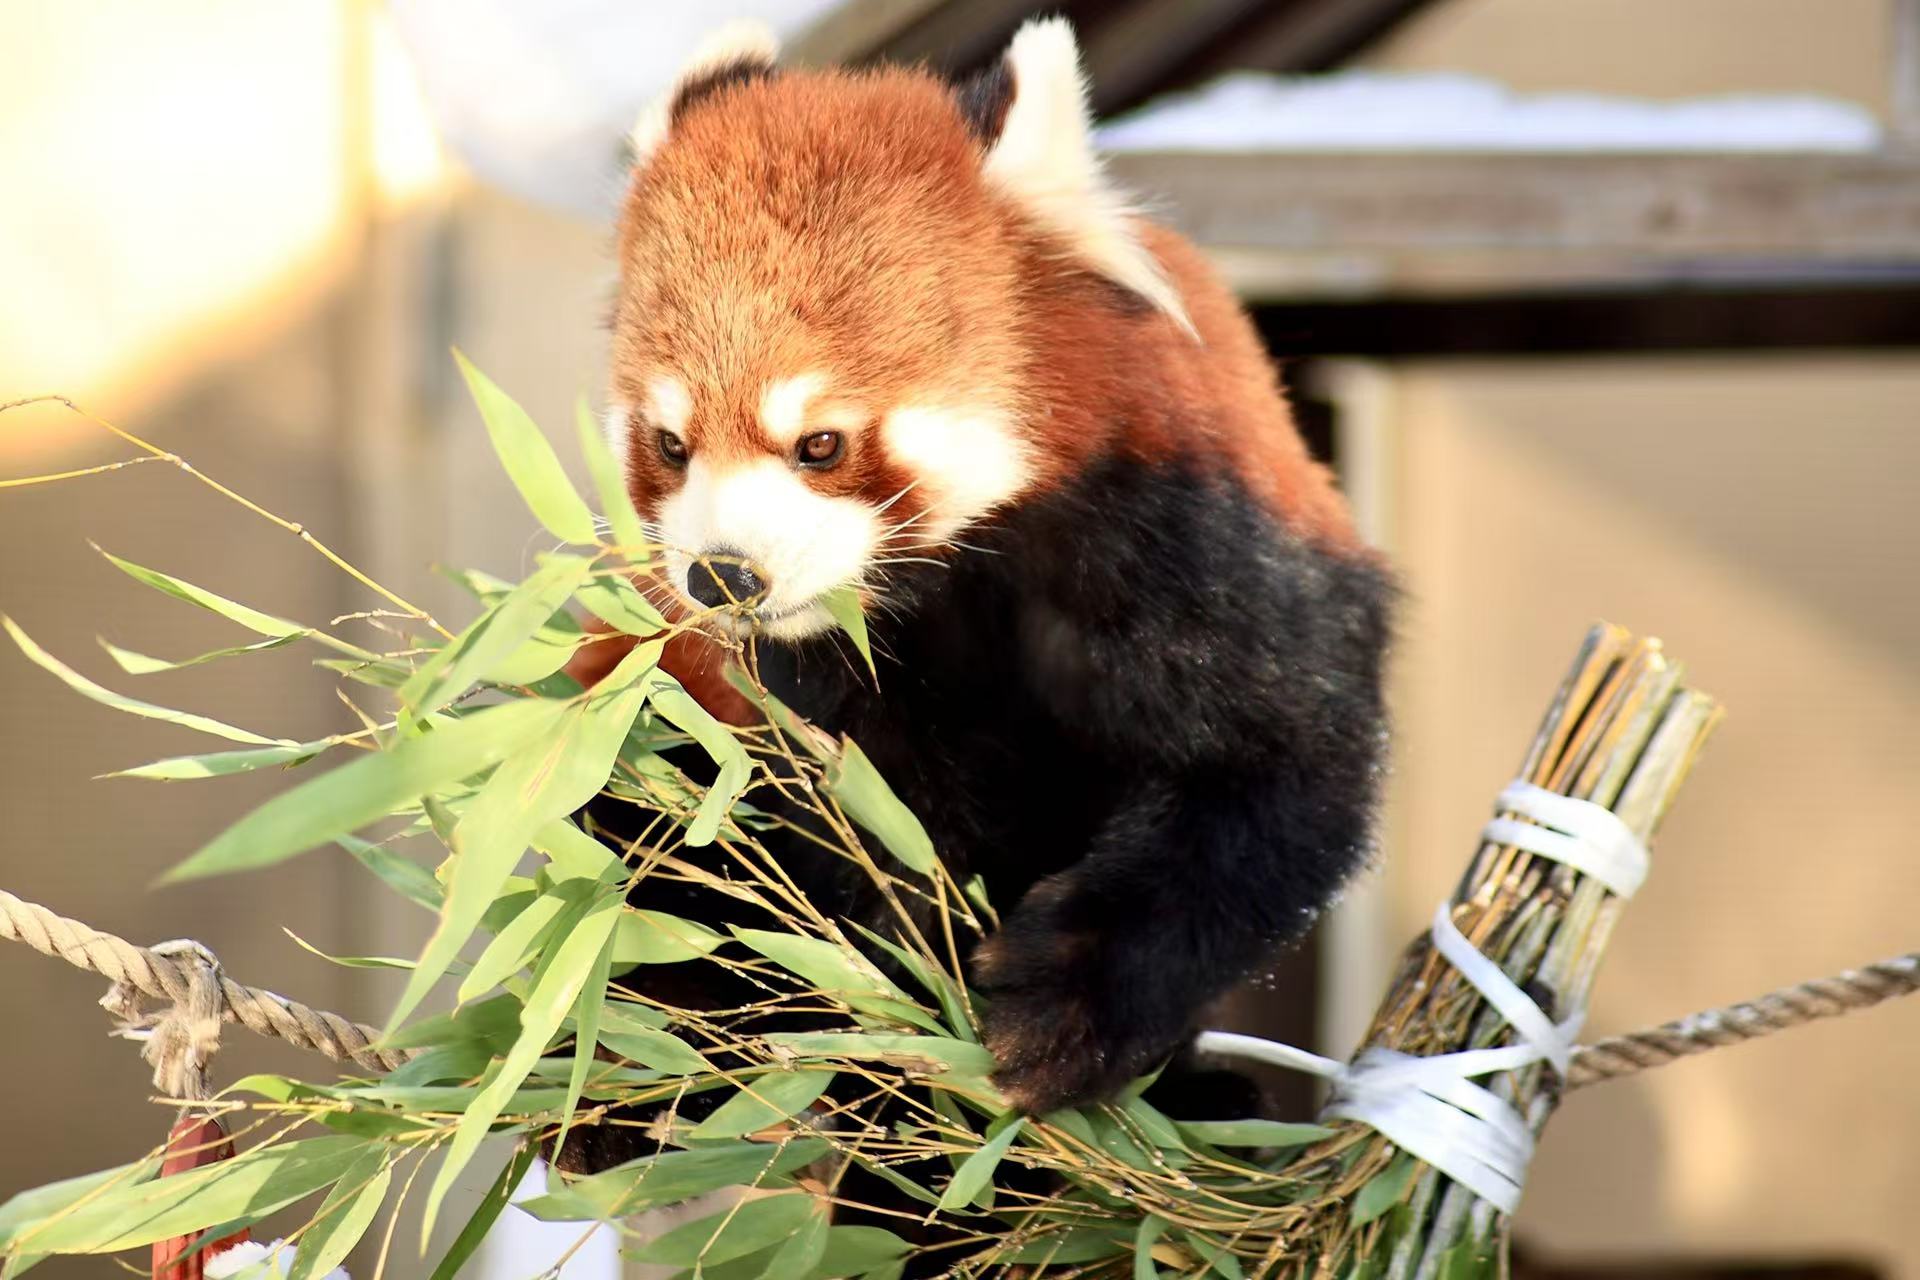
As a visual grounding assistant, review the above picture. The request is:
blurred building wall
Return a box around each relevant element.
[1383,357,1920,1273]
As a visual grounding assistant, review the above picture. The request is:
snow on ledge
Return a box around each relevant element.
[1096,71,1881,154]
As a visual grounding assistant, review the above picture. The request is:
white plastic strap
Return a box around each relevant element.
[1484,781,1648,899]
[1196,781,1651,1216]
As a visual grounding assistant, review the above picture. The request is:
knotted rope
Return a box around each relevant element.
[0,888,411,1077]
[0,885,1912,1096]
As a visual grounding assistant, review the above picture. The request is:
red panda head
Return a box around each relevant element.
[603,18,1197,640]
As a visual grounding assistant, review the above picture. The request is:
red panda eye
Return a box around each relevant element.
[657,430,688,466]
[796,431,844,469]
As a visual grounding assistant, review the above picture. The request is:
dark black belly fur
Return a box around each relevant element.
[561,452,1391,1173]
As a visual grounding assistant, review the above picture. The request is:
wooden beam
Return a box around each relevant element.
[1106,151,1920,261]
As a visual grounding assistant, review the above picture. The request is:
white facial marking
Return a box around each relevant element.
[647,376,692,436]
[656,457,878,638]
[984,18,1195,338]
[882,405,1033,539]
[759,372,828,444]
[602,403,633,472]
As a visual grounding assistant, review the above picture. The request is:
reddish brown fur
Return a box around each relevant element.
[582,58,1359,705]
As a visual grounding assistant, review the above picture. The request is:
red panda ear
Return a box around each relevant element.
[980,18,1196,338]
[630,21,780,165]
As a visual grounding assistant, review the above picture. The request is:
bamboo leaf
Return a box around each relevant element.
[814,1226,912,1278]
[397,554,591,717]
[690,1070,835,1140]
[164,696,567,883]
[422,889,623,1239]
[455,350,598,545]
[107,741,329,781]
[1350,1153,1417,1227]
[937,1116,1023,1211]
[598,1027,709,1076]
[763,1032,995,1077]
[5,617,296,748]
[390,670,647,1027]
[576,396,650,554]
[824,739,937,875]
[101,631,306,674]
[16,1136,366,1253]
[820,586,874,678]
[729,929,906,1004]
[93,548,308,638]
[647,678,749,845]
[755,1199,828,1279]
[0,1160,159,1251]
[516,1140,827,1221]
[553,914,619,1160]
[424,1144,538,1280]
[612,909,725,965]
[1133,1215,1171,1280]
[339,836,443,910]
[1175,1119,1336,1149]
[629,1193,819,1266]
[286,1147,392,1280]
[531,818,622,881]
[458,879,594,1002]
[576,575,666,637]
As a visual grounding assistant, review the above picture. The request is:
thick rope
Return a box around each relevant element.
[1,886,1912,1090]
[0,888,411,1076]
[1566,951,1920,1089]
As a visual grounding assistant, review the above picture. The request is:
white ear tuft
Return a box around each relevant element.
[630,20,780,164]
[983,18,1195,338]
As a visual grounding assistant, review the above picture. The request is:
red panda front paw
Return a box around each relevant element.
[972,887,1175,1115]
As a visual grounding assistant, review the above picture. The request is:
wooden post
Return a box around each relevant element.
[1895,0,1920,149]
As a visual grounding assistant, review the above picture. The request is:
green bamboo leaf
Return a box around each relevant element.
[596,1000,671,1034]
[1183,1232,1246,1280]
[553,913,619,1160]
[629,1193,819,1266]
[1001,1227,1129,1264]
[397,554,592,716]
[824,739,937,875]
[5,617,296,748]
[647,678,748,845]
[763,1032,995,1077]
[101,631,306,674]
[458,879,595,1002]
[729,929,907,1004]
[575,574,666,636]
[532,818,622,881]
[820,586,874,678]
[1350,1152,1417,1226]
[93,547,308,638]
[164,696,567,883]
[598,1026,709,1076]
[425,1144,538,1280]
[689,1071,835,1140]
[755,1199,828,1279]
[576,396,650,554]
[847,925,975,1042]
[937,1115,1024,1211]
[516,1140,827,1222]
[814,1226,912,1278]
[1133,1215,1171,1280]
[485,628,583,686]
[612,909,724,965]
[455,350,598,545]
[339,836,443,910]
[287,1147,392,1280]
[390,674,648,1028]
[106,740,329,781]
[0,1160,159,1252]
[1175,1119,1336,1149]
[422,889,623,1239]
[18,1136,366,1254]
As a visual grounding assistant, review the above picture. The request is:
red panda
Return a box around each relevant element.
[566,17,1390,1160]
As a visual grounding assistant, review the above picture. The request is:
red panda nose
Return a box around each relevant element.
[687,552,768,608]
